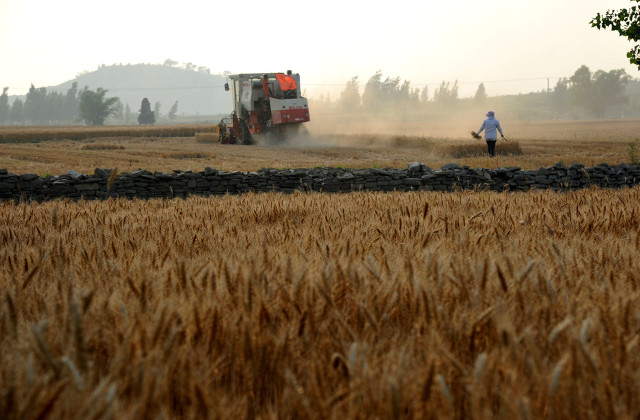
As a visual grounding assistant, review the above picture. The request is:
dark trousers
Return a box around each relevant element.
[486,140,496,157]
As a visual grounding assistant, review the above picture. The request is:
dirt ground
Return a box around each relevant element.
[1,118,638,175]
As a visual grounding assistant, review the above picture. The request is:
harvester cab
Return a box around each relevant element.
[218,70,310,144]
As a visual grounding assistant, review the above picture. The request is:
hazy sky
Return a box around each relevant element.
[1,0,638,98]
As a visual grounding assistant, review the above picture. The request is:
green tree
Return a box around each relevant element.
[78,87,120,125]
[362,71,384,112]
[381,76,401,104]
[0,87,9,124]
[401,80,420,104]
[22,84,76,123]
[64,82,79,122]
[168,101,179,120]
[420,85,429,103]
[138,98,155,125]
[339,76,361,110]
[569,65,592,106]
[24,84,48,123]
[474,83,487,104]
[551,78,571,118]
[10,98,24,123]
[591,2,640,70]
[361,71,416,112]
[569,65,630,118]
[125,104,132,124]
[433,81,459,107]
[48,90,65,122]
[153,101,161,120]
[113,100,124,122]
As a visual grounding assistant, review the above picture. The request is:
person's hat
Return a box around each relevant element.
[486,111,495,117]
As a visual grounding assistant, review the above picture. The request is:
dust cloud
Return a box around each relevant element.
[252,102,503,150]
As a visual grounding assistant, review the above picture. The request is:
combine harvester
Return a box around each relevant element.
[217,70,311,144]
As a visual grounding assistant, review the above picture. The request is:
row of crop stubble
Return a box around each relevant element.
[1,188,640,419]
[0,124,216,143]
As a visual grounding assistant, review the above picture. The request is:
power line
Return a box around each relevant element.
[421,76,564,86]
[304,76,566,89]
[6,85,227,92]
[6,76,567,94]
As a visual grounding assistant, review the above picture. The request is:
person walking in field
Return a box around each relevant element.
[476,111,504,157]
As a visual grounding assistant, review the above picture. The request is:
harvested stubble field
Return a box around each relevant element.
[0,124,215,143]
[0,119,639,175]
[1,188,640,419]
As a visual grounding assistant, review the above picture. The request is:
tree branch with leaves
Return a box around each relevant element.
[591,1,640,70]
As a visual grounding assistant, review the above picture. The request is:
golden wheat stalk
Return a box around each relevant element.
[106,167,118,192]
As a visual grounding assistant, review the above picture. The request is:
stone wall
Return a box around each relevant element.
[1,162,639,202]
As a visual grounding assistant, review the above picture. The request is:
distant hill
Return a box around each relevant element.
[50,64,233,116]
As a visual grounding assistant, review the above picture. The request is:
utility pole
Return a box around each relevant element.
[547,77,551,119]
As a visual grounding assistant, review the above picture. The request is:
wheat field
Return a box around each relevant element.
[1,187,639,419]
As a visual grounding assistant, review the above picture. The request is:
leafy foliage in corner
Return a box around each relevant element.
[591,1,640,70]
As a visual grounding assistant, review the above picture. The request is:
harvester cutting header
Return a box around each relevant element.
[217,70,310,144]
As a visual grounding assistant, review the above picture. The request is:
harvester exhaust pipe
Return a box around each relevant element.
[262,74,270,97]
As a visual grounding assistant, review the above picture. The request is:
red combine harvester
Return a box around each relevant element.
[217,70,311,144]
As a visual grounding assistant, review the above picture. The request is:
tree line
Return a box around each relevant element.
[315,65,635,120]
[0,84,81,124]
[551,65,630,119]
[1,64,635,124]
[0,83,179,125]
